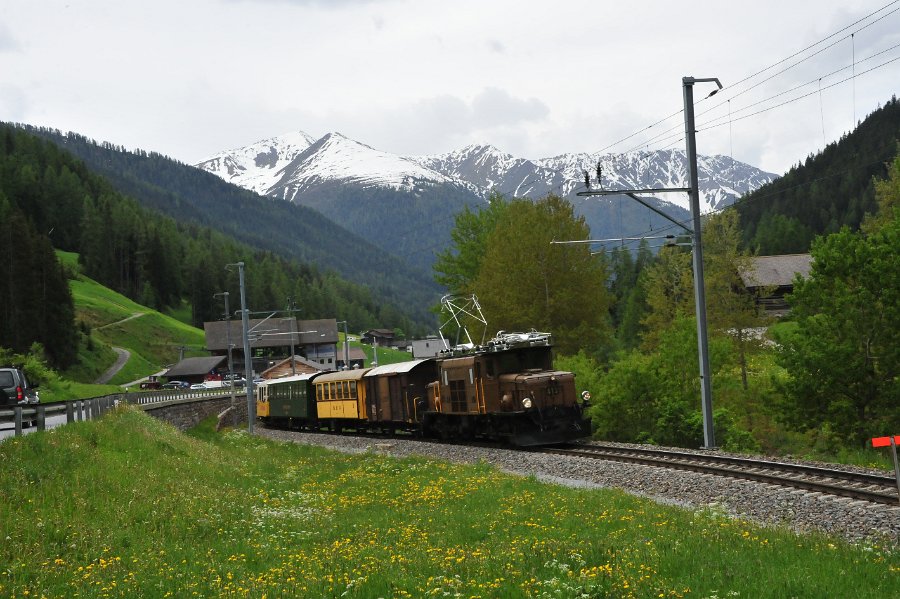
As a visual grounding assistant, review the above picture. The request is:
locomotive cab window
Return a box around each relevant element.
[485,359,495,378]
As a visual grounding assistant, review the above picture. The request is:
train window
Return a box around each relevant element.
[330,382,337,401]
[485,359,494,378]
[316,384,323,401]
[469,368,474,385]
[442,370,448,386]
[350,380,357,398]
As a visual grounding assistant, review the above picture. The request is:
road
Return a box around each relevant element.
[0,412,69,440]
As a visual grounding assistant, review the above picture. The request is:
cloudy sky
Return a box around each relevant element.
[1,0,898,175]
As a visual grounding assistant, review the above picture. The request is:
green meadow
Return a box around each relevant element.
[0,408,895,598]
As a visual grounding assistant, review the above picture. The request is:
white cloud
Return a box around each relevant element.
[1,0,897,174]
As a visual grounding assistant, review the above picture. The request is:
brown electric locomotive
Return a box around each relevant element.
[257,330,591,446]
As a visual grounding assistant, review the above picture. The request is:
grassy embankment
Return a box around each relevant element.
[45,252,207,401]
[0,408,895,598]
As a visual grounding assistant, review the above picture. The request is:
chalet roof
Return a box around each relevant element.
[164,356,226,378]
[364,328,395,338]
[298,318,339,345]
[345,347,367,361]
[261,355,328,378]
[739,254,813,288]
[205,317,339,351]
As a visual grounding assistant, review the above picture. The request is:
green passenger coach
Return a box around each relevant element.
[257,372,320,428]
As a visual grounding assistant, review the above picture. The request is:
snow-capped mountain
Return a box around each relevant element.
[267,132,468,203]
[196,130,316,195]
[195,131,778,270]
[414,144,777,213]
[196,132,777,214]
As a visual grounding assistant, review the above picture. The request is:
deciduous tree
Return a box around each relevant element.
[776,156,900,446]
[433,192,509,296]
[472,195,612,356]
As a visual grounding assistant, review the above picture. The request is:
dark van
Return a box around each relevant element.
[0,367,39,407]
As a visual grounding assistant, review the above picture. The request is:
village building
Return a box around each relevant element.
[203,317,340,378]
[360,328,397,347]
[335,346,367,370]
[738,253,813,316]
[410,336,445,359]
[162,355,227,385]
[260,355,327,379]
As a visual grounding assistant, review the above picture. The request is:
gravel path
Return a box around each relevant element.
[94,347,130,384]
[256,427,900,547]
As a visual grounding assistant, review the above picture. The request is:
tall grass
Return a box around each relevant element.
[0,409,895,598]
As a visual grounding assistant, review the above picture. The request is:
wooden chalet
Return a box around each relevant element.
[738,253,812,316]
[163,356,228,385]
[361,328,397,346]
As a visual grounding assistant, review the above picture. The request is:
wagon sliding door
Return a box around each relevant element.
[388,376,405,422]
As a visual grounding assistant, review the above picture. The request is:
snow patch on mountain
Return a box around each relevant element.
[270,132,463,202]
[195,130,316,195]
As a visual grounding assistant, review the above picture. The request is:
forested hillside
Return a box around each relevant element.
[737,96,900,253]
[0,191,77,367]
[18,125,441,324]
[290,180,482,272]
[0,124,429,368]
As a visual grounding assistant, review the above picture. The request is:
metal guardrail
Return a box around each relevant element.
[122,387,238,405]
[0,388,237,437]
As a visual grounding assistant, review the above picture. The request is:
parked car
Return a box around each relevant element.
[189,383,207,390]
[139,380,162,390]
[162,380,189,390]
[0,367,39,428]
[0,367,39,407]
[224,376,246,387]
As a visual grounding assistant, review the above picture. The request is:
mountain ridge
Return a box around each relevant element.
[195,131,777,268]
[197,132,779,215]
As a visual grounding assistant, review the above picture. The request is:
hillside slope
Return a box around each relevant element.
[23,126,442,324]
[59,252,207,386]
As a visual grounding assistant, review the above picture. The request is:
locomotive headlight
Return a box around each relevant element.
[522,397,533,409]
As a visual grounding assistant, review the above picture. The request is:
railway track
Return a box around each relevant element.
[538,443,900,506]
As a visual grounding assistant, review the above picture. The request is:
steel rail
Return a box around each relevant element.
[539,444,899,506]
